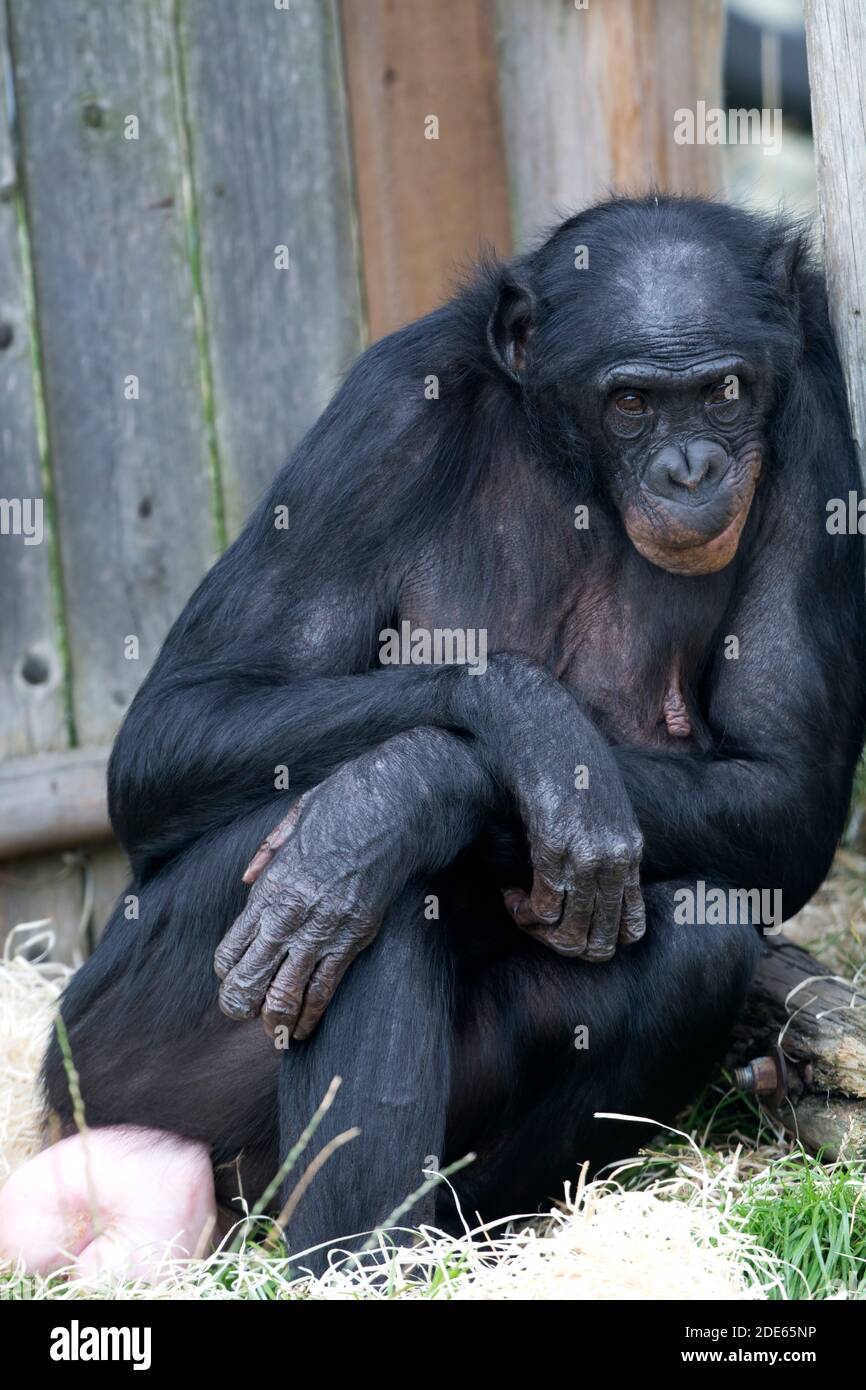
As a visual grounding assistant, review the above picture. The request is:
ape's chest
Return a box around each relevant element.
[552,600,698,748]
[400,568,708,750]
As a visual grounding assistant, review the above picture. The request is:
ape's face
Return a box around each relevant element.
[598,356,766,575]
[490,232,777,575]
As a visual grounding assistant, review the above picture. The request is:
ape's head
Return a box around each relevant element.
[487,198,792,575]
[590,342,766,575]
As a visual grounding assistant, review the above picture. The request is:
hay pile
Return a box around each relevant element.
[0,928,69,1185]
[0,925,782,1300]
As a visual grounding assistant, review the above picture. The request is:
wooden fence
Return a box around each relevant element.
[0,0,846,959]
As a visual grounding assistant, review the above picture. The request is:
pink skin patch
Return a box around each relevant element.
[663,677,692,738]
[0,1126,216,1279]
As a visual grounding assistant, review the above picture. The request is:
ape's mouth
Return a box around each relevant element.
[623,483,757,576]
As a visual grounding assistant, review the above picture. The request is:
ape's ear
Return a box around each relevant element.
[762,233,806,301]
[487,274,535,382]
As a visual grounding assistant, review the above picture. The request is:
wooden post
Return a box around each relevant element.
[495,0,726,247]
[804,0,866,479]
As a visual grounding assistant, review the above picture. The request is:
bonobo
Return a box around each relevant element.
[4,195,865,1274]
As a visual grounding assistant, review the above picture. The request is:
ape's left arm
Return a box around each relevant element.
[615,375,866,917]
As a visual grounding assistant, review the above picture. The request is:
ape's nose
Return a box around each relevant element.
[645,441,728,501]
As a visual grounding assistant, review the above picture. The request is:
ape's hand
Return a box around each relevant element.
[214,776,396,1040]
[212,727,486,1040]
[501,776,645,962]
[467,656,645,961]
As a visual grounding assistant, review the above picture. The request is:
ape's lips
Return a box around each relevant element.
[624,482,757,576]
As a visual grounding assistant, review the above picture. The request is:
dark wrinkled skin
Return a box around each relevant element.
[215,660,646,1033]
[214,779,380,1040]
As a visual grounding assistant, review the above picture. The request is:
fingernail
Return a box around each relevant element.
[242,848,271,883]
[219,988,256,1019]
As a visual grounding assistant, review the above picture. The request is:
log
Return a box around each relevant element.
[729,936,866,1158]
[0,748,111,859]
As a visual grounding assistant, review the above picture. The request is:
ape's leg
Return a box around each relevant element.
[25,729,486,1276]
[42,805,287,1179]
[22,817,453,1272]
[277,882,453,1261]
[8,807,289,1274]
[442,879,761,1226]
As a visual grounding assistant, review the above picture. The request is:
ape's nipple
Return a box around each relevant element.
[663,677,692,739]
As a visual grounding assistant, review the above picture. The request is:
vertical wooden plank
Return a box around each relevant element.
[7,0,216,747]
[0,5,67,759]
[495,0,611,246]
[340,0,512,339]
[0,4,80,957]
[495,0,726,247]
[178,0,364,537]
[804,0,866,479]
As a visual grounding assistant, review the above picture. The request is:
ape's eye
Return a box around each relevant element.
[705,380,743,421]
[614,391,649,416]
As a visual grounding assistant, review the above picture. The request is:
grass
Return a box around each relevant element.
[736,1152,866,1300]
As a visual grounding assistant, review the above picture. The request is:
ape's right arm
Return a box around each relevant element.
[199,656,644,1037]
[213,724,495,1038]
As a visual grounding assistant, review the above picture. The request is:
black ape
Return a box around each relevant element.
[45,196,866,1251]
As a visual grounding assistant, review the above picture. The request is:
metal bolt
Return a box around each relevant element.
[732,1043,788,1107]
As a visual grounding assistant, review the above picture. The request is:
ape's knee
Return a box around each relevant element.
[630,885,763,1076]
[645,881,762,984]
[653,920,759,1032]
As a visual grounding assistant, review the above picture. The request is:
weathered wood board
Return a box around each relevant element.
[7,0,217,748]
[0,1,67,759]
[341,0,512,338]
[1,0,222,956]
[0,2,81,958]
[804,0,866,479]
[178,0,364,538]
[0,748,111,859]
[0,842,129,965]
[495,0,726,247]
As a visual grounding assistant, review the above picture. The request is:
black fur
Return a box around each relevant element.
[44,196,866,1255]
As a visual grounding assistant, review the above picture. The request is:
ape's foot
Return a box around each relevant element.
[0,1126,216,1280]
